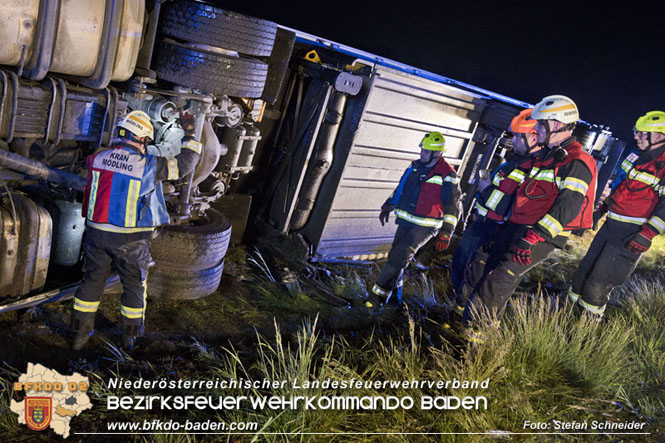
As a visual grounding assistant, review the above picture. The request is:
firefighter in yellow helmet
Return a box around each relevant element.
[370,131,461,306]
[71,110,201,351]
[569,111,665,317]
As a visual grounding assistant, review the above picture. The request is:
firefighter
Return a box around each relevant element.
[569,111,665,317]
[451,109,541,315]
[371,131,461,306]
[71,110,201,351]
[462,95,597,331]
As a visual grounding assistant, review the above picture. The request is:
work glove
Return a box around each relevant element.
[592,203,608,230]
[379,204,394,226]
[511,229,545,265]
[179,112,197,138]
[626,225,658,255]
[435,233,451,252]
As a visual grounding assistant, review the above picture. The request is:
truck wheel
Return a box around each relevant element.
[154,40,268,98]
[161,1,277,57]
[150,209,231,272]
[148,260,224,300]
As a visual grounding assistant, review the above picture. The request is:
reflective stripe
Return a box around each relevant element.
[607,211,646,225]
[485,189,505,211]
[425,175,443,185]
[73,297,100,313]
[121,305,144,319]
[508,169,527,183]
[528,167,539,178]
[444,175,460,184]
[394,209,443,228]
[166,158,179,180]
[533,169,555,183]
[372,284,390,297]
[648,216,665,233]
[560,177,589,195]
[579,299,606,315]
[621,159,632,173]
[568,288,580,303]
[628,168,659,186]
[124,179,141,227]
[537,213,564,237]
[475,202,488,216]
[182,139,202,154]
[87,221,155,233]
[443,214,458,226]
[87,170,100,219]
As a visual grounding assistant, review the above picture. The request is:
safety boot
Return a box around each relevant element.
[71,314,95,351]
[121,323,142,351]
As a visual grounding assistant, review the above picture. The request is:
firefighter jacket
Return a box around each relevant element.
[386,157,461,235]
[605,146,665,234]
[475,153,532,221]
[509,138,597,243]
[82,139,202,234]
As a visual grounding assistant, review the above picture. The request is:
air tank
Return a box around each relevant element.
[49,200,85,266]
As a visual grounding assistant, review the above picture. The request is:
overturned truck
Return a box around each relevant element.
[0,0,626,309]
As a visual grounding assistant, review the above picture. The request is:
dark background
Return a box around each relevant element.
[214,0,665,144]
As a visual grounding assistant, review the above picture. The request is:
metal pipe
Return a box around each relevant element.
[0,147,86,191]
[281,84,333,233]
[290,91,346,230]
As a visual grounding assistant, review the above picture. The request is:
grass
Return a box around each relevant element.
[1,228,664,441]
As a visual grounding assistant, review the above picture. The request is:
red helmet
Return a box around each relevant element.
[510,109,537,134]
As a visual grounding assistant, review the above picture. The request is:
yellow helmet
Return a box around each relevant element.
[531,95,579,124]
[118,110,154,141]
[635,111,665,134]
[419,132,446,152]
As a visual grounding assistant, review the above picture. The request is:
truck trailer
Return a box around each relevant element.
[0,0,626,309]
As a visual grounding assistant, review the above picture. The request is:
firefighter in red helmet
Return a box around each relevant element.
[451,109,541,315]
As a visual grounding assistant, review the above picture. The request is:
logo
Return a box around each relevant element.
[11,363,92,439]
[25,397,52,431]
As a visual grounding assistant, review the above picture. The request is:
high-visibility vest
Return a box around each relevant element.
[510,142,597,231]
[607,149,665,229]
[83,145,172,229]
[391,158,459,229]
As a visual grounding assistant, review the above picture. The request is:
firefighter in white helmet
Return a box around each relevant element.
[462,95,598,337]
[71,110,201,351]
[370,131,461,307]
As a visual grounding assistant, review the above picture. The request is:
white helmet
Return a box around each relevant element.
[531,95,579,125]
[117,110,154,141]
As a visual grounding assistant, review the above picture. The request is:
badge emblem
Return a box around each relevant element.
[25,397,52,431]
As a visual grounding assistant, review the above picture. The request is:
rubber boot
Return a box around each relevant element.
[121,322,142,351]
[71,313,95,351]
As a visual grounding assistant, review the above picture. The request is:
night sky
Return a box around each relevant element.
[215,1,665,143]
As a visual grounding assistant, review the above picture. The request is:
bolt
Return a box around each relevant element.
[24,21,32,28]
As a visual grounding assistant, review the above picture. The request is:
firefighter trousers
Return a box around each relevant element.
[463,228,556,324]
[569,220,642,315]
[456,222,518,310]
[72,227,151,337]
[372,223,437,302]
[450,216,503,295]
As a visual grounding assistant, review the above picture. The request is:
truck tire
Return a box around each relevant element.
[148,260,224,300]
[154,40,268,98]
[150,209,231,272]
[161,1,277,57]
